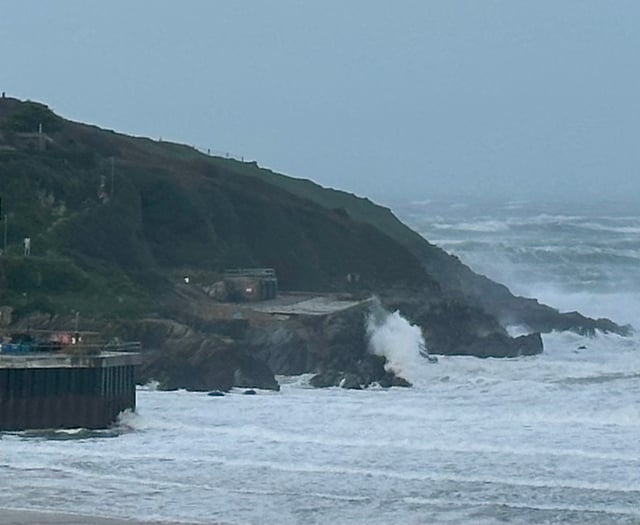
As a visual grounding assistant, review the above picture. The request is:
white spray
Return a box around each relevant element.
[366,299,430,383]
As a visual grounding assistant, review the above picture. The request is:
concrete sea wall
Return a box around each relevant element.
[0,352,140,430]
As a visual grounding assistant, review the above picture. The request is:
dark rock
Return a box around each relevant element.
[125,318,280,392]
[242,389,257,395]
[251,306,384,389]
[389,375,412,387]
[378,372,412,388]
[354,354,387,385]
[138,341,238,392]
[207,390,225,397]
[234,354,280,391]
[340,373,363,390]
[248,324,311,376]
[382,294,544,358]
[461,332,543,358]
[502,305,632,336]
[270,306,416,389]
[513,333,544,356]
[377,374,393,388]
[310,371,341,388]
[402,238,631,337]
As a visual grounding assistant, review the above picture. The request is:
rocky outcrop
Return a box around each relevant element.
[450,332,542,358]
[117,305,416,391]
[406,243,632,337]
[120,318,280,392]
[378,290,543,358]
[246,305,413,389]
[121,308,414,391]
[500,302,632,336]
[8,294,544,394]
[245,293,545,388]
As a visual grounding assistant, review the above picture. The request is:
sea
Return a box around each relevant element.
[1,197,639,525]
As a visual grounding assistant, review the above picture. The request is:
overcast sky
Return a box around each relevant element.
[2,1,638,204]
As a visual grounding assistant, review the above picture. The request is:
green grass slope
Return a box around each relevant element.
[0,98,437,318]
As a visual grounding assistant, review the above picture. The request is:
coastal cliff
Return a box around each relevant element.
[0,97,629,391]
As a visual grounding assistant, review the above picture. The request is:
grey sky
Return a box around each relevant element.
[2,1,638,204]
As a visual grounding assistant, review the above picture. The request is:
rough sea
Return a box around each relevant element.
[1,198,639,525]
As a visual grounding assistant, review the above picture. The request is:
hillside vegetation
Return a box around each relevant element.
[0,98,436,318]
[0,97,627,340]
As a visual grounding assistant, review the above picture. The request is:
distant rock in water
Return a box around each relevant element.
[207,390,225,397]
[461,332,543,358]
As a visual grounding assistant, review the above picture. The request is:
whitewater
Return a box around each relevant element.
[1,198,639,525]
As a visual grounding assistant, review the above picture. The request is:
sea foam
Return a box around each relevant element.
[365,299,429,383]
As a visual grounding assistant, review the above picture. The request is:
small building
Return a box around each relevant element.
[208,268,278,302]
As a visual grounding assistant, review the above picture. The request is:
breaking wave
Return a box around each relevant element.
[365,299,428,383]
[2,198,639,525]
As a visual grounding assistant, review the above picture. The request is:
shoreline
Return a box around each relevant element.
[0,509,215,525]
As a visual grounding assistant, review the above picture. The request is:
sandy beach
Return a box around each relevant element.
[0,509,213,525]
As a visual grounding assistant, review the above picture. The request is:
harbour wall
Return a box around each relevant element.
[0,352,140,430]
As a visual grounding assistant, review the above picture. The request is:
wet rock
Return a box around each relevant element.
[382,295,544,358]
[309,371,341,388]
[207,390,225,397]
[340,373,363,390]
[234,355,280,391]
[513,333,544,356]
[458,332,543,358]
[378,373,412,388]
[126,318,280,392]
[248,324,311,376]
[504,305,632,337]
